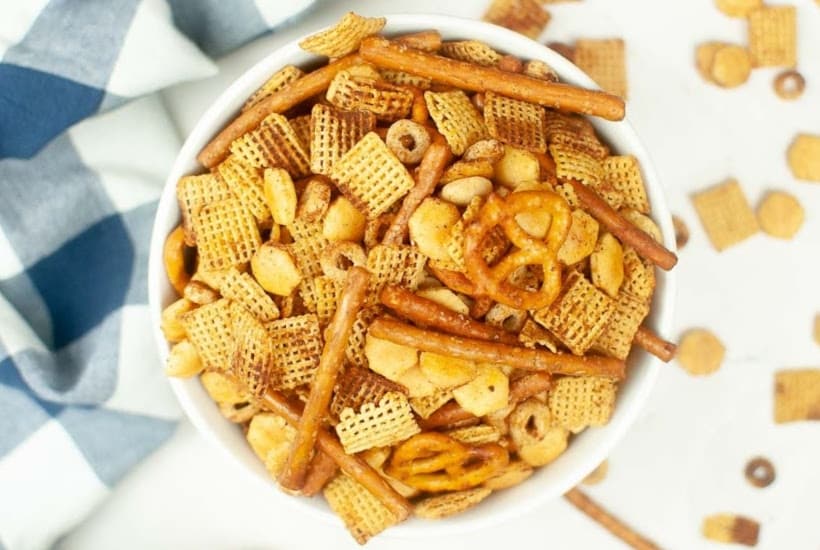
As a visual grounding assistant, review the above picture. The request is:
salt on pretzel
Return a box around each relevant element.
[359,37,626,121]
[382,133,452,245]
[379,285,518,344]
[385,432,508,492]
[566,179,677,270]
[279,266,370,491]
[261,390,412,520]
[369,317,625,379]
[464,191,571,310]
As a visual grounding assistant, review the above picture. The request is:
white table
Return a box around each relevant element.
[60,0,820,548]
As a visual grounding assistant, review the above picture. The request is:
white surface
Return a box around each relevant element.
[146,13,674,538]
[61,0,820,548]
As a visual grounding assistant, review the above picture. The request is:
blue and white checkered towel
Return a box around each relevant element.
[0,1,314,548]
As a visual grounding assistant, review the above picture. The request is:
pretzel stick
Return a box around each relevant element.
[359,37,625,121]
[633,326,676,363]
[279,266,370,491]
[382,135,452,245]
[419,372,552,430]
[300,449,339,497]
[566,179,677,270]
[261,391,412,520]
[564,488,661,550]
[379,285,518,344]
[198,54,362,168]
[396,30,442,52]
[369,317,625,379]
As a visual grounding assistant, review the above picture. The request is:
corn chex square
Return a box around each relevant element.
[215,155,270,223]
[288,115,312,155]
[414,487,493,519]
[326,70,414,122]
[574,39,627,98]
[324,473,398,545]
[484,92,547,153]
[329,132,415,217]
[230,305,273,398]
[345,305,383,368]
[692,179,759,251]
[621,247,655,304]
[182,298,234,370]
[544,111,609,160]
[299,12,386,58]
[483,0,551,39]
[265,313,323,390]
[409,387,454,419]
[533,271,616,355]
[176,173,233,246]
[286,234,330,278]
[550,142,604,187]
[548,376,617,433]
[379,69,432,90]
[229,113,310,178]
[747,6,797,68]
[194,197,261,271]
[366,244,428,299]
[603,155,649,213]
[774,369,820,423]
[425,90,488,155]
[219,267,280,322]
[310,103,375,176]
[243,65,304,112]
[298,275,342,325]
[440,40,502,67]
[335,391,420,454]
[592,292,650,360]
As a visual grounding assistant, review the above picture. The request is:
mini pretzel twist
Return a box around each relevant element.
[464,191,571,310]
[385,432,508,492]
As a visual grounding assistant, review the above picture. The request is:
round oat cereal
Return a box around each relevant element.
[757,191,804,239]
[677,329,725,376]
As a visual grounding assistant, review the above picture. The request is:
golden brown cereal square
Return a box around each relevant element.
[366,244,428,299]
[484,92,547,153]
[702,514,760,546]
[692,179,759,251]
[326,70,414,122]
[286,234,330,279]
[414,487,493,519]
[550,142,604,187]
[574,39,627,98]
[176,173,233,246]
[335,392,420,453]
[229,113,310,178]
[309,104,375,176]
[409,387,455,419]
[518,318,560,352]
[378,69,432,89]
[548,376,617,433]
[424,90,488,155]
[219,267,280,322]
[288,114,312,154]
[298,275,342,325]
[299,12,386,58]
[324,473,398,545]
[286,217,324,241]
[230,305,273,398]
[215,155,270,223]
[747,6,797,68]
[544,110,609,160]
[603,155,650,213]
[266,313,323,390]
[593,292,650,360]
[787,134,820,182]
[194,197,261,271]
[446,424,501,445]
[774,369,820,423]
[533,271,616,355]
[330,364,407,420]
[243,65,304,111]
[483,0,551,39]
[182,298,233,370]
[329,132,416,217]
[440,40,502,66]
[621,247,656,303]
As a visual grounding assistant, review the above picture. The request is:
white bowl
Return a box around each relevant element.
[148,14,676,539]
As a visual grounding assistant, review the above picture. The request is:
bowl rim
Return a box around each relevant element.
[148,13,677,539]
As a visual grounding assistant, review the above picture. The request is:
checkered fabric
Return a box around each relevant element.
[0,1,315,548]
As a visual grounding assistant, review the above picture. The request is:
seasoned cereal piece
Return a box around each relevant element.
[548,376,617,433]
[366,244,428,298]
[702,514,760,547]
[299,12,385,58]
[229,113,310,178]
[414,487,493,519]
[326,70,414,122]
[194,197,261,271]
[219,268,280,322]
[176,173,232,246]
[424,90,488,155]
[747,6,797,68]
[440,40,502,67]
[335,392,420,454]
[182,298,233,370]
[243,65,304,111]
[714,0,762,18]
[692,179,759,251]
[310,104,375,176]
[483,0,551,39]
[266,313,323,390]
[603,156,649,213]
[484,92,547,153]
[324,474,398,544]
[593,292,650,360]
[574,39,627,98]
[774,369,820,423]
[330,364,407,419]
